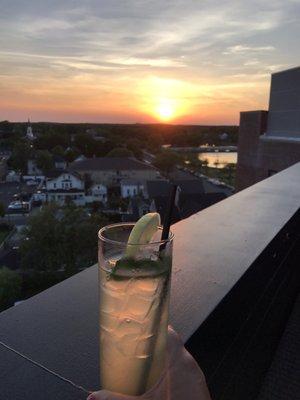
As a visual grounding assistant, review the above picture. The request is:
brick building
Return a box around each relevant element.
[236,66,300,191]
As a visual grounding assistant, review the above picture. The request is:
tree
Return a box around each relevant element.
[223,163,236,185]
[154,151,181,174]
[213,159,220,169]
[106,148,134,158]
[65,147,80,163]
[73,134,97,157]
[52,145,65,157]
[8,141,32,173]
[126,139,143,160]
[0,202,5,218]
[201,159,209,170]
[108,194,129,211]
[35,150,54,173]
[0,120,13,135]
[35,130,69,150]
[20,204,108,275]
[0,267,22,311]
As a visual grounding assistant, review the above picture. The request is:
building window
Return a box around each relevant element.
[70,182,72,188]
[53,183,56,188]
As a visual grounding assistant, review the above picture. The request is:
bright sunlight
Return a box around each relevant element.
[137,77,200,122]
[156,100,175,121]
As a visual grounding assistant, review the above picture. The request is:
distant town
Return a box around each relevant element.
[0,120,238,310]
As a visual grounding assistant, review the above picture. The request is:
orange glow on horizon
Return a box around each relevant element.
[0,72,269,124]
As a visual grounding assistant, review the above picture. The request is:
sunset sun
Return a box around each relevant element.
[156,100,175,121]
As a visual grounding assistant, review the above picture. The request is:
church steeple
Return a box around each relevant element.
[26,117,35,140]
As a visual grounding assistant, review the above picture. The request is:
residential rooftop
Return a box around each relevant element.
[70,157,157,171]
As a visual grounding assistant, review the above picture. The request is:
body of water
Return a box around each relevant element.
[198,152,237,168]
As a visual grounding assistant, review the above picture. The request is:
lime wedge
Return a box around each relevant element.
[125,212,161,258]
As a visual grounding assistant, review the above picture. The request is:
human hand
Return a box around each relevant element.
[87,326,212,400]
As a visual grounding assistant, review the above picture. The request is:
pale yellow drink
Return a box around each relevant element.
[98,221,173,396]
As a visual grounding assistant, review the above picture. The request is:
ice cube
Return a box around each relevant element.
[100,311,119,332]
[125,293,159,322]
[135,335,155,358]
[116,317,144,338]
[101,285,125,314]
[101,331,123,365]
[134,277,161,295]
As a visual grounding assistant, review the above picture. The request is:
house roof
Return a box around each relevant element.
[174,179,204,194]
[120,179,145,186]
[47,189,85,194]
[151,192,226,223]
[180,192,227,219]
[70,157,157,172]
[46,170,82,181]
[45,170,62,178]
[146,180,171,197]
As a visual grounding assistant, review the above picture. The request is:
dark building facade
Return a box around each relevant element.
[236,66,300,191]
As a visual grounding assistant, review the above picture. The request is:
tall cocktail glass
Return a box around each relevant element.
[98,223,173,395]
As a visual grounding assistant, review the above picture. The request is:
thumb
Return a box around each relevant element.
[87,389,137,400]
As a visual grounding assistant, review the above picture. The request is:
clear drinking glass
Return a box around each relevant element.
[98,223,173,396]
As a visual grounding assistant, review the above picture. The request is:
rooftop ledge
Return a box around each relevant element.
[0,162,300,399]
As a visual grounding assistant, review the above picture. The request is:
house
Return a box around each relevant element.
[6,171,21,183]
[149,177,226,223]
[73,154,86,163]
[53,155,67,170]
[150,192,226,223]
[86,128,107,142]
[123,197,151,221]
[32,190,47,204]
[90,184,108,203]
[219,132,229,140]
[27,159,43,176]
[70,157,160,186]
[120,180,145,198]
[46,172,85,206]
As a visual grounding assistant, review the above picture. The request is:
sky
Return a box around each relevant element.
[0,0,299,125]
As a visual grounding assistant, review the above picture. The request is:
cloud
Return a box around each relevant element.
[224,45,276,54]
[0,0,299,123]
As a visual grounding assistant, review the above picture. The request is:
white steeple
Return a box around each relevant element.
[26,118,35,140]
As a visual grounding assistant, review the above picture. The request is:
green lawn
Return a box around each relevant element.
[203,166,236,187]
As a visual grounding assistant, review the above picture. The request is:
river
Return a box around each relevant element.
[197,152,237,168]
[184,152,237,168]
